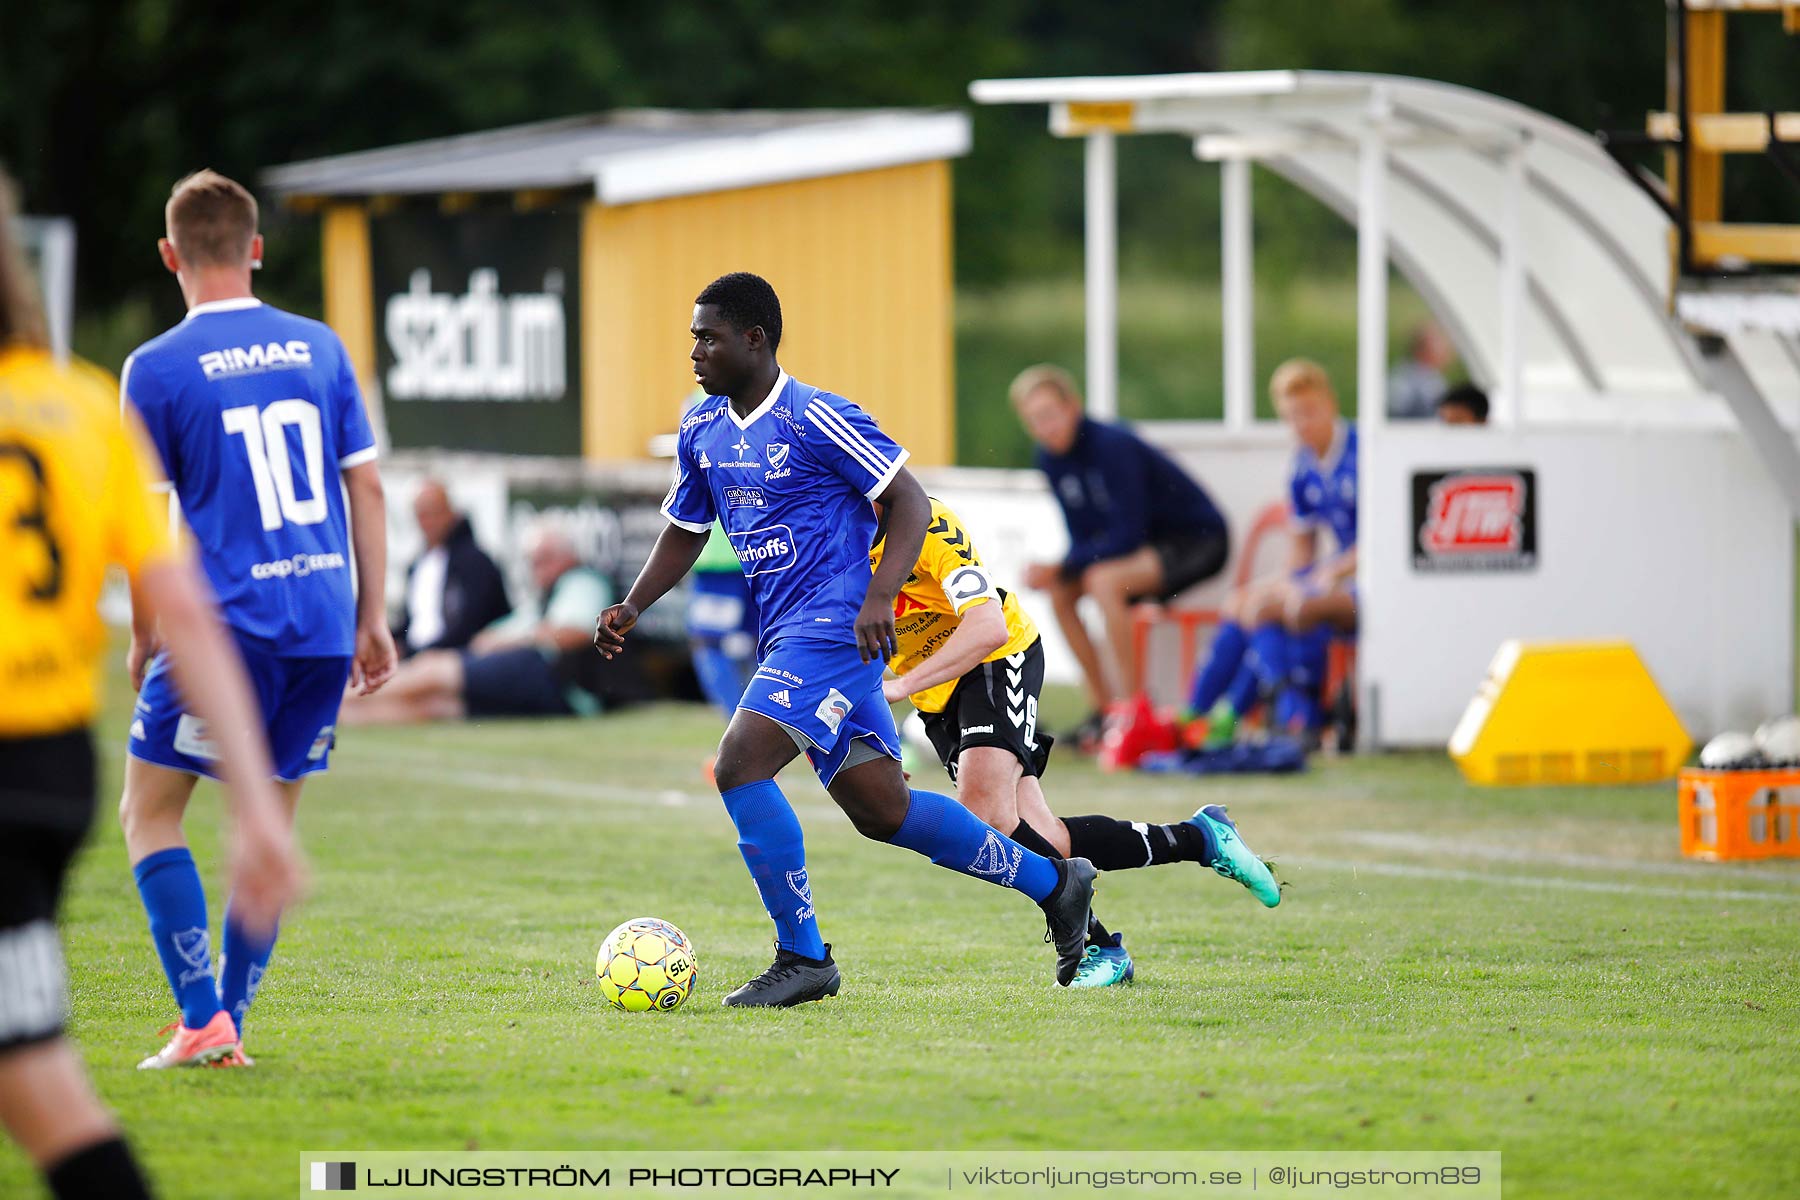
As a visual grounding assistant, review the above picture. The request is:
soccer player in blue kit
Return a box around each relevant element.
[119,171,396,1067]
[595,273,1096,1006]
[1187,358,1357,743]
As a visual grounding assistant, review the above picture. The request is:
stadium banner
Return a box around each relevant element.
[370,207,581,456]
[1411,467,1537,573]
[301,1150,1502,1197]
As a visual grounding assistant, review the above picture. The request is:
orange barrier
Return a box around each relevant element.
[1677,767,1800,860]
[1131,499,1290,694]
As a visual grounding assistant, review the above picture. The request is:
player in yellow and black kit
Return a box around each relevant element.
[0,174,301,1200]
[873,498,1281,988]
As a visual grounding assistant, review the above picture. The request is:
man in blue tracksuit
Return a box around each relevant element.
[1011,365,1229,743]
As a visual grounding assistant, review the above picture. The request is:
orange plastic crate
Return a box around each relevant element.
[1677,767,1800,860]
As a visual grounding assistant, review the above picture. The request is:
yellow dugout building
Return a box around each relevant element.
[265,110,967,464]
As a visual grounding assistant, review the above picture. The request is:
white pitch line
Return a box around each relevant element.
[338,751,842,818]
[1345,830,1800,884]
[1287,856,1800,903]
[335,745,1800,901]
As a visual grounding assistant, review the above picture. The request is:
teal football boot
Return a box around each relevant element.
[1068,933,1134,988]
[1189,804,1280,907]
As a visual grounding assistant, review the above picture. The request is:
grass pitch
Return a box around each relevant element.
[4,690,1796,1199]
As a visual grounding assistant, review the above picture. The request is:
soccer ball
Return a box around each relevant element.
[1699,731,1760,770]
[1753,715,1800,764]
[597,918,697,1012]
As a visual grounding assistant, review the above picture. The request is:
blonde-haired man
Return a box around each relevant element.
[1010,365,1229,752]
[1186,359,1357,744]
[1,169,302,1199]
[119,169,393,1068]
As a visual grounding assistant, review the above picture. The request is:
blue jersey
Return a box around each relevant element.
[123,298,377,657]
[661,372,908,654]
[1289,420,1357,552]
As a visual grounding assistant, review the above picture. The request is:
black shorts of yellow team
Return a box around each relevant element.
[0,728,97,1053]
[921,637,1056,783]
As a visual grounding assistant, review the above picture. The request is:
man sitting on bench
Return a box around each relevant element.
[1010,364,1230,752]
[1186,359,1358,746]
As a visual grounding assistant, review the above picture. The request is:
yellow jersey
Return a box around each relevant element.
[0,347,176,736]
[869,497,1038,713]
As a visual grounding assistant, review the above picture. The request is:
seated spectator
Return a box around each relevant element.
[1010,364,1230,745]
[341,524,610,724]
[1437,382,1489,425]
[1186,359,1358,745]
[394,479,511,657]
[1387,320,1454,419]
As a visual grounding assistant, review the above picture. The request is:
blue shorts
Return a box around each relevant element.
[737,637,901,787]
[129,634,353,784]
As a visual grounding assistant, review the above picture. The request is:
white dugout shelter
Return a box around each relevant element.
[970,71,1800,747]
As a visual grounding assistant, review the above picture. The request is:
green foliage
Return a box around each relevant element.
[5,2,1793,382]
[955,275,1431,468]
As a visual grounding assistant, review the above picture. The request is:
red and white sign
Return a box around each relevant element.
[1412,469,1537,572]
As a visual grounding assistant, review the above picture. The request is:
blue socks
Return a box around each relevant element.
[1278,626,1332,731]
[720,781,826,959]
[887,788,1060,904]
[133,847,220,1029]
[1188,620,1247,715]
[1246,621,1290,697]
[218,903,279,1036]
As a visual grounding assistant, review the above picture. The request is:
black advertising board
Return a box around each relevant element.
[371,208,581,455]
[1411,468,1538,572]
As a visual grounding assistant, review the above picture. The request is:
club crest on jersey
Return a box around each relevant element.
[763,441,793,480]
[198,340,312,380]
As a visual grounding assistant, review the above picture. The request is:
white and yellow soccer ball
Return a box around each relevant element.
[597,918,697,1012]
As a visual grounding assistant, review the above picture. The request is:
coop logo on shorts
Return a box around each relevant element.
[1412,468,1537,573]
[172,714,219,761]
[815,688,851,735]
[310,1161,356,1191]
[250,551,347,580]
[308,726,335,762]
[729,524,796,576]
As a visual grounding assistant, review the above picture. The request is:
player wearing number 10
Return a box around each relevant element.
[119,170,396,1068]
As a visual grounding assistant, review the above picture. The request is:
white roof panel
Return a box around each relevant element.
[971,70,1800,404]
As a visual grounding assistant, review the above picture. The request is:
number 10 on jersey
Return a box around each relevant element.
[222,400,327,531]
